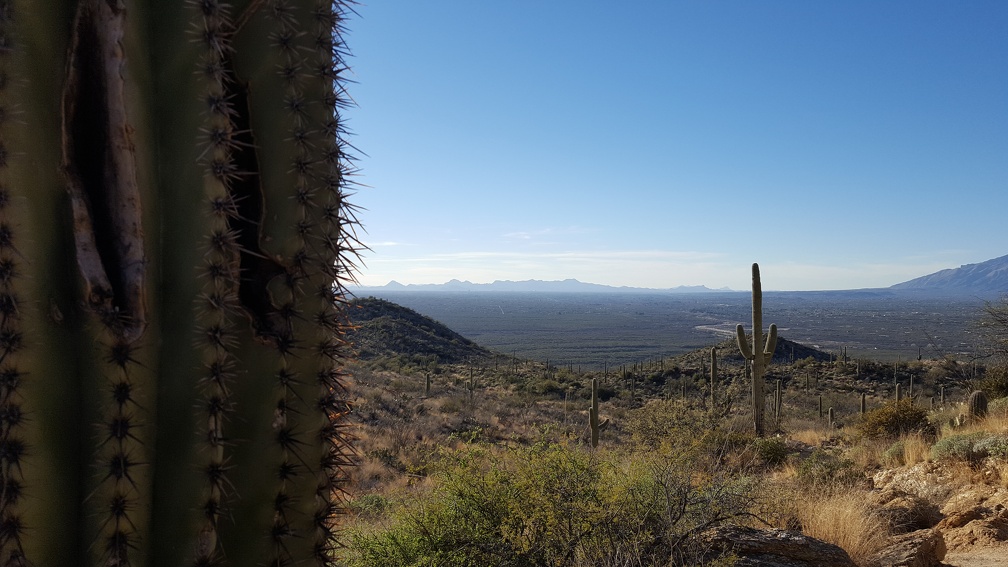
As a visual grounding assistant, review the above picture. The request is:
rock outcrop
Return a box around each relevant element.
[701,525,856,566]
[864,528,946,567]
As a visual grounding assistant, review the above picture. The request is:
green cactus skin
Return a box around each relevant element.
[0,1,360,565]
[589,378,599,448]
[735,263,777,436]
[967,390,988,420]
[860,392,867,415]
[828,407,834,428]
[896,383,902,402]
[774,379,782,427]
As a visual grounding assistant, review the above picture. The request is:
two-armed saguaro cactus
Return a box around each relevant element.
[0,1,360,565]
[736,263,778,436]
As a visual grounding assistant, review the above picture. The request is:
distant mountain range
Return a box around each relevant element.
[889,254,1008,294]
[358,278,729,294]
[353,254,1008,296]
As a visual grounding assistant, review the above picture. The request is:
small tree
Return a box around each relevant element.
[977,296,1008,397]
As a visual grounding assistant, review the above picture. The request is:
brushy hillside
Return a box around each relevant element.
[338,297,1008,566]
[347,296,494,364]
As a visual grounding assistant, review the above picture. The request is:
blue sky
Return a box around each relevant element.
[347,1,1007,291]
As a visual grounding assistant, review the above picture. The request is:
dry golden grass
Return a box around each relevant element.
[788,424,834,447]
[790,486,889,565]
[900,433,932,465]
[759,480,889,565]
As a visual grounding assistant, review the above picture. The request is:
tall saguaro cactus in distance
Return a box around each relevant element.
[0,1,360,566]
[736,263,777,436]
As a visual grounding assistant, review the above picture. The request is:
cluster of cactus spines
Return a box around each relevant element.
[0,3,25,560]
[736,263,777,436]
[0,1,360,565]
[589,378,600,448]
[967,390,988,421]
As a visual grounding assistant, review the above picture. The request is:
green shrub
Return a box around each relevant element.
[626,398,720,448]
[974,435,1008,459]
[882,439,907,467]
[932,432,1008,463]
[753,437,791,467]
[975,365,1008,398]
[797,448,862,486]
[343,442,748,566]
[350,493,393,519]
[989,396,1008,416]
[857,399,936,440]
[931,432,987,463]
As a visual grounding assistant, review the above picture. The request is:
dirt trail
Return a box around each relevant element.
[944,544,1008,566]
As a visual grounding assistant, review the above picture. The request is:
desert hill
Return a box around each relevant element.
[347,296,494,364]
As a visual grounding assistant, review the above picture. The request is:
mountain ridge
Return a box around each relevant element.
[354,254,1008,296]
[888,254,1008,295]
[358,278,729,294]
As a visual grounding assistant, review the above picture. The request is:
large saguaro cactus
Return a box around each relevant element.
[0,1,360,566]
[736,263,777,436]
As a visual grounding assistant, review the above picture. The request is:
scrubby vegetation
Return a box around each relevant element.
[340,296,1008,565]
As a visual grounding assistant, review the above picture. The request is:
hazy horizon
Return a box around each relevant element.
[350,2,1008,292]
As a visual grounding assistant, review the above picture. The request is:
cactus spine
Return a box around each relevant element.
[736,263,777,436]
[0,2,361,565]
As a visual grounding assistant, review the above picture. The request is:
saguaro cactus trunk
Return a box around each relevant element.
[736,263,777,437]
[0,1,360,566]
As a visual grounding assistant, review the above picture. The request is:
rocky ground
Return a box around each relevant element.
[872,461,1008,566]
[707,460,1008,566]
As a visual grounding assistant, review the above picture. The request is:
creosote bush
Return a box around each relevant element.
[343,441,752,566]
[857,399,936,440]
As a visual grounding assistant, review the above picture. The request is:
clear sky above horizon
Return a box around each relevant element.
[346,1,1007,292]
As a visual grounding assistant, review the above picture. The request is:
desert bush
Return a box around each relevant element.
[882,439,907,467]
[349,493,394,519]
[753,436,791,467]
[625,398,721,448]
[975,365,1008,398]
[881,434,931,467]
[343,442,749,566]
[990,396,1008,417]
[857,399,936,440]
[797,448,862,486]
[929,432,1008,463]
